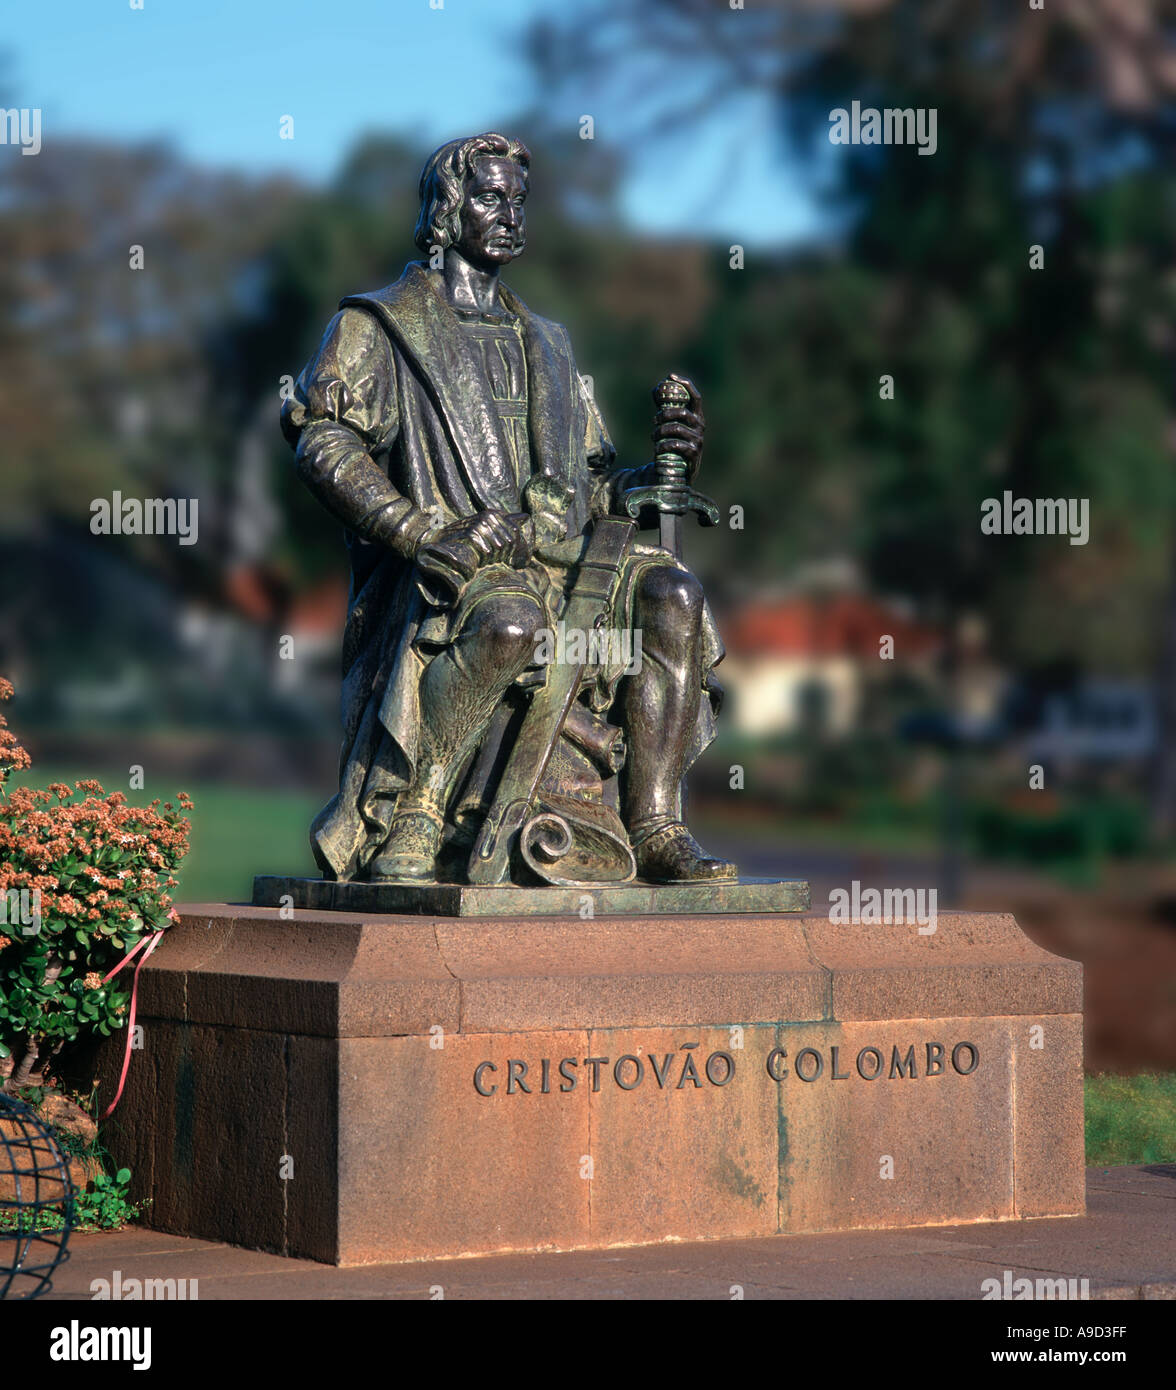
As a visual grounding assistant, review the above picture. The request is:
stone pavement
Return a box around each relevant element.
[40,1165,1176,1300]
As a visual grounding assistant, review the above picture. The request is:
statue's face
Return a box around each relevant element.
[455,157,527,269]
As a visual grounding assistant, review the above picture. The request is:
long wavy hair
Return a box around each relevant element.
[413,133,531,254]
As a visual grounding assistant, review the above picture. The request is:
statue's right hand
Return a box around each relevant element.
[416,509,534,604]
[430,509,518,565]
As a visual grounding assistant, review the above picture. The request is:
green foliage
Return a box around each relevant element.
[0,1208,65,1235]
[70,1168,147,1232]
[0,1167,149,1235]
[969,794,1148,876]
[1085,1073,1176,1166]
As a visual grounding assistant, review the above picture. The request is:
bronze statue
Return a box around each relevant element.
[281,133,737,890]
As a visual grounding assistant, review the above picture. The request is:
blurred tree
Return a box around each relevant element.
[526,0,1176,823]
[0,132,300,715]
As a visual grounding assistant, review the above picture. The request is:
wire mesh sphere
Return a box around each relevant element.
[0,1092,74,1299]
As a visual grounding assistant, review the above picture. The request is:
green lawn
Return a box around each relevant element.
[1085,1073,1176,1166]
[162,783,323,902]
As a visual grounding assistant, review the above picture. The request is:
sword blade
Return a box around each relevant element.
[660,507,682,558]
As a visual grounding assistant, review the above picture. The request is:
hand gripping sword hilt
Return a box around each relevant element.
[622,377,720,527]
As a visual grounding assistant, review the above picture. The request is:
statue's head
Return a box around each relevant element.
[414,133,531,270]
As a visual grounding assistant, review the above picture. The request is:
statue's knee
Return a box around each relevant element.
[469,595,546,668]
[636,565,703,631]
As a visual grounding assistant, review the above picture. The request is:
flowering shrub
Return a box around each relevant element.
[0,678,192,1087]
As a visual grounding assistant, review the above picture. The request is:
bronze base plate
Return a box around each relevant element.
[251,875,810,917]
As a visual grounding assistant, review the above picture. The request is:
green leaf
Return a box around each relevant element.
[115,1168,131,1184]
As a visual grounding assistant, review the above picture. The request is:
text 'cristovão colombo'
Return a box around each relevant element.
[472,1040,980,1095]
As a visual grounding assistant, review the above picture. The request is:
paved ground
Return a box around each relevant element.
[40,1165,1176,1300]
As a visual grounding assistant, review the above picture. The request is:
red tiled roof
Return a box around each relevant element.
[287,578,348,634]
[722,596,942,659]
[223,566,347,633]
[223,565,275,623]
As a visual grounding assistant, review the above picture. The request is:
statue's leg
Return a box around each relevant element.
[370,591,546,881]
[620,563,736,882]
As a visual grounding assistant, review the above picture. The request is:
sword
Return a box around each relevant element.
[467,517,636,885]
[622,376,720,555]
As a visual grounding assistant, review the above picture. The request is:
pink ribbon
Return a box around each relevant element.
[99,930,164,1120]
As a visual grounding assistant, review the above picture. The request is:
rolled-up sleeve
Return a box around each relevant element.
[281,307,433,555]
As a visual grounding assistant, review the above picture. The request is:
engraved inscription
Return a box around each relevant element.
[472,1038,980,1094]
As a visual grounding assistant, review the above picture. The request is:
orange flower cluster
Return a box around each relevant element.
[0,681,192,944]
[0,679,193,1067]
[0,781,192,939]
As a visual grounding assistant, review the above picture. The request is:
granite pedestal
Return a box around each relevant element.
[95,903,1084,1265]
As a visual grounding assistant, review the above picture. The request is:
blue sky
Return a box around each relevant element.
[9,0,821,247]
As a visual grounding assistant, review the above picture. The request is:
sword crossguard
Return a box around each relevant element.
[622,482,720,527]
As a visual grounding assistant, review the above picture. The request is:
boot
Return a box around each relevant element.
[632,817,737,883]
[369,801,446,882]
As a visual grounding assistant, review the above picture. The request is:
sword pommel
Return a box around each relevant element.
[654,378,691,412]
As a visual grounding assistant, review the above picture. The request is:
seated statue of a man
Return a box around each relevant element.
[282,132,736,886]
